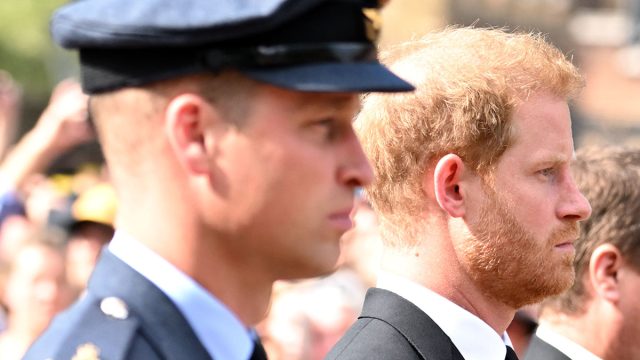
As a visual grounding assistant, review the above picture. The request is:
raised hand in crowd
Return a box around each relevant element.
[0,79,92,196]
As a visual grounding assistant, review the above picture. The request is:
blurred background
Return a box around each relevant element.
[378,0,640,148]
[1,1,639,359]
[0,0,101,172]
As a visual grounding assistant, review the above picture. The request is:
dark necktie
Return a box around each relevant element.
[505,346,519,360]
[249,339,267,360]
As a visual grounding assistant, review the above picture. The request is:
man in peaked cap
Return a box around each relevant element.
[24,1,413,359]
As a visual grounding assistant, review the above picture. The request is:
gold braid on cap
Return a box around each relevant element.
[362,8,382,44]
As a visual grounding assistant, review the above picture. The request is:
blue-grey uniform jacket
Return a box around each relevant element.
[24,250,213,360]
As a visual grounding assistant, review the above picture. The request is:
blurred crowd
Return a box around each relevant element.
[0,73,115,360]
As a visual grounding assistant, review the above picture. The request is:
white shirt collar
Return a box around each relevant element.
[536,323,602,360]
[377,271,512,360]
[109,231,255,360]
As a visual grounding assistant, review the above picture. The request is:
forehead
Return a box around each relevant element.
[13,246,64,274]
[255,84,361,115]
[502,92,574,165]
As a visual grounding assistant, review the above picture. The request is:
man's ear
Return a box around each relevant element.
[165,94,217,175]
[432,154,466,218]
[589,243,623,303]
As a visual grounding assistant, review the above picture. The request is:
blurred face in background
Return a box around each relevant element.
[4,244,70,334]
[66,222,114,291]
[339,200,382,287]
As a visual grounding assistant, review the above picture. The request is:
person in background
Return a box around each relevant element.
[525,146,640,360]
[0,79,92,226]
[0,230,70,360]
[0,77,91,333]
[339,194,383,288]
[24,0,413,359]
[259,271,366,360]
[328,27,591,360]
[65,182,116,294]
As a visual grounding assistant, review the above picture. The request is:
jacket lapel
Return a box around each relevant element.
[524,335,572,360]
[360,288,465,360]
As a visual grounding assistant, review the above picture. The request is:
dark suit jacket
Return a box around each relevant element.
[524,334,572,360]
[24,249,213,360]
[326,288,465,360]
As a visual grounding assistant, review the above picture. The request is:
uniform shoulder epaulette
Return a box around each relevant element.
[24,295,140,360]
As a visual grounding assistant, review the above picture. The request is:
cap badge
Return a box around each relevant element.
[362,8,382,44]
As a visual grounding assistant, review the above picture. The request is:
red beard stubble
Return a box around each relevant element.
[459,189,579,309]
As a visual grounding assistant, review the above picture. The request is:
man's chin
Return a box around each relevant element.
[278,251,342,281]
[555,262,576,291]
[490,264,576,309]
[525,266,575,306]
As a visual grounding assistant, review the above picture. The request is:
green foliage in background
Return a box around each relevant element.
[0,0,75,100]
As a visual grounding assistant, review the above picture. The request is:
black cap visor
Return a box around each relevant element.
[242,61,414,92]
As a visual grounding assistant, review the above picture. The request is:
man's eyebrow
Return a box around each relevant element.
[293,95,360,119]
[528,153,571,168]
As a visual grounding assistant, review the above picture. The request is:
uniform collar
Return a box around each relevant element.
[109,231,254,360]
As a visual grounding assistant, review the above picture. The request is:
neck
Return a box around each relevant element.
[188,234,274,326]
[116,180,274,326]
[380,225,515,334]
[540,300,620,360]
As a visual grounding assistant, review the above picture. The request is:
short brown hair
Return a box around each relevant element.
[89,71,258,180]
[542,146,640,314]
[356,27,583,245]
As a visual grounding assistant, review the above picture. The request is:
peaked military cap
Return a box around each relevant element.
[51,0,414,94]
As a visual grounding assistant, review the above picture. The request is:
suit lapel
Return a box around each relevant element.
[89,250,213,360]
[524,335,572,360]
[360,288,465,360]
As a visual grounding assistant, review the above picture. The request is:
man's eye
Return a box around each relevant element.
[311,119,337,140]
[538,168,555,177]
